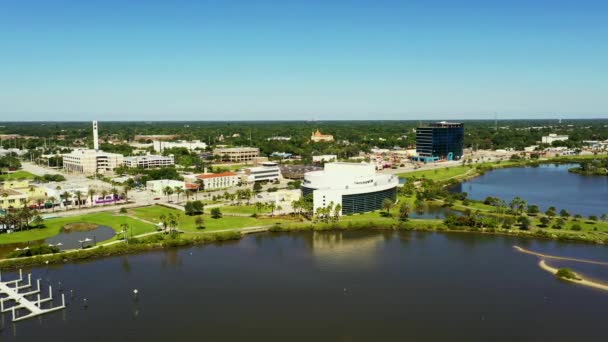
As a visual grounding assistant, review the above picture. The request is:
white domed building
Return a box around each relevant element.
[302,162,399,215]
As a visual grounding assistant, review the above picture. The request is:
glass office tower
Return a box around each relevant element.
[416,122,464,160]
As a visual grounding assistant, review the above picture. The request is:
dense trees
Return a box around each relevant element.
[185,200,204,216]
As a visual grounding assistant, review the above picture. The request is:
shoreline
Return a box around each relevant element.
[2,217,608,271]
[538,259,608,292]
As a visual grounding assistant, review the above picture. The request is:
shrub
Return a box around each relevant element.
[556,268,580,280]
[571,224,582,231]
[210,207,223,219]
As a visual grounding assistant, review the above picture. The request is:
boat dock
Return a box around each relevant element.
[0,269,66,322]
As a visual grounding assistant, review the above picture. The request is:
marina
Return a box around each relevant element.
[0,269,65,322]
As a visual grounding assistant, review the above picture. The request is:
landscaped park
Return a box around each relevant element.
[1,155,608,270]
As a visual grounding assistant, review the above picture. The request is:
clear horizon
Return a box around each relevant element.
[1,0,607,121]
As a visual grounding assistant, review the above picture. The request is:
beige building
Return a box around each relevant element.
[194,172,240,190]
[310,129,334,143]
[213,147,260,162]
[63,149,124,175]
[0,188,28,210]
[123,155,174,169]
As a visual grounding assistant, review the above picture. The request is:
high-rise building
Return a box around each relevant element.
[415,121,464,161]
[93,120,99,150]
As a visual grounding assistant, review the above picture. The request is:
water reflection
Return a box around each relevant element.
[0,225,115,257]
[451,164,608,217]
[309,231,386,268]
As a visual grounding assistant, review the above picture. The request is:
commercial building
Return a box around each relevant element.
[541,134,569,144]
[415,121,464,161]
[310,129,334,143]
[123,155,175,169]
[244,162,282,183]
[153,140,207,152]
[301,162,398,215]
[39,182,90,208]
[194,172,239,190]
[62,149,124,175]
[213,147,260,162]
[279,164,322,180]
[0,188,28,210]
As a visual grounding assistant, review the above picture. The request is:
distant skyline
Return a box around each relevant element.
[1,0,607,121]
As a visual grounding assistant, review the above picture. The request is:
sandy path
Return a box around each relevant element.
[538,259,608,292]
[513,245,608,266]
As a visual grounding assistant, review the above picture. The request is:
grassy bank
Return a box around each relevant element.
[0,230,242,271]
[131,205,287,232]
[0,212,157,245]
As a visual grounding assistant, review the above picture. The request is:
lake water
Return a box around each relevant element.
[0,225,115,258]
[3,231,608,341]
[451,164,608,217]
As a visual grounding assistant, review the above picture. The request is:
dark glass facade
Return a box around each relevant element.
[300,186,397,214]
[342,187,397,214]
[416,122,464,160]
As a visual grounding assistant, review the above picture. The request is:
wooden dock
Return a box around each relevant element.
[0,269,66,322]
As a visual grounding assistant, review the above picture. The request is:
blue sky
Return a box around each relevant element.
[1,0,607,121]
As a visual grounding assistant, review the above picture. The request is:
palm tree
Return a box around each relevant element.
[36,197,45,210]
[61,191,71,210]
[195,179,204,199]
[123,184,131,203]
[168,213,179,234]
[333,203,342,221]
[88,188,97,207]
[163,186,173,202]
[100,189,109,206]
[111,188,119,205]
[398,202,411,221]
[74,190,83,210]
[174,186,184,203]
[48,196,57,212]
[382,198,394,216]
[268,202,277,216]
[159,214,169,231]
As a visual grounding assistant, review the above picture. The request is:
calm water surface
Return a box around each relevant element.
[451,164,608,217]
[0,225,115,258]
[3,231,608,341]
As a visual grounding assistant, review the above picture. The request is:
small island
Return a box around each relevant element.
[568,159,608,176]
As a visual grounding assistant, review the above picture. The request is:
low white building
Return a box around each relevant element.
[146,179,186,194]
[39,183,90,208]
[62,149,124,175]
[244,162,282,183]
[312,155,337,163]
[302,162,398,215]
[193,172,240,190]
[542,134,569,144]
[153,140,207,152]
[123,154,175,169]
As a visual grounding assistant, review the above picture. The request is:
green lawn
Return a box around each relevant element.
[0,212,157,245]
[218,204,271,215]
[0,170,38,181]
[131,205,286,232]
[398,166,472,181]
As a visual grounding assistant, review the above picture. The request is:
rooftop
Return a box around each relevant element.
[196,171,237,179]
